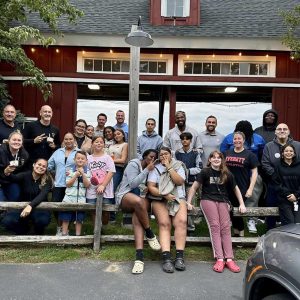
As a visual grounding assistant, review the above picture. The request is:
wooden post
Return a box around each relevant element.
[93,194,103,252]
[128,34,140,160]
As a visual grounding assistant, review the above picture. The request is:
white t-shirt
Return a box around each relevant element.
[147,163,186,199]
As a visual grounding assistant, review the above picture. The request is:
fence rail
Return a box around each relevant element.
[0,199,279,250]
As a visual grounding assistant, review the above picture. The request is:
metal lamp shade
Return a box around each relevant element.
[125,30,154,47]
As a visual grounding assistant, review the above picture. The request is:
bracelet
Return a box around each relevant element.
[167,167,173,171]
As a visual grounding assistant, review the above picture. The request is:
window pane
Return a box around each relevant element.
[193,63,202,74]
[112,60,121,72]
[140,61,148,73]
[103,60,112,72]
[231,63,239,75]
[259,64,268,75]
[166,0,175,16]
[221,63,230,75]
[175,0,184,16]
[239,63,248,75]
[121,61,130,72]
[203,63,211,74]
[184,62,193,74]
[84,59,93,71]
[249,64,259,75]
[212,63,220,74]
[149,61,157,73]
[158,62,167,73]
[94,60,102,71]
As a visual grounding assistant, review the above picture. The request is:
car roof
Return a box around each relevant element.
[268,224,300,236]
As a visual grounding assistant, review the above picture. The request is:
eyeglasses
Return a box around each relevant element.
[276,128,288,131]
[76,125,86,129]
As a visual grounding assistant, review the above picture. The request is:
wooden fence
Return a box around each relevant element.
[0,197,279,251]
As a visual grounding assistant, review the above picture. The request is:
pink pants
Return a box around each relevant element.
[200,200,233,259]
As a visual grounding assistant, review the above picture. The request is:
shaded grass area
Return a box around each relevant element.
[0,212,260,263]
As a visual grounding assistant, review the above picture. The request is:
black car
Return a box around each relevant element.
[243,224,300,300]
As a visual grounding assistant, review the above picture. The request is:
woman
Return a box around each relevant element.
[0,131,29,202]
[73,119,92,153]
[224,131,258,237]
[103,126,115,154]
[147,146,187,273]
[108,128,128,192]
[85,125,94,139]
[48,132,79,235]
[187,151,246,273]
[86,136,115,225]
[272,144,300,225]
[1,158,53,234]
[116,149,161,274]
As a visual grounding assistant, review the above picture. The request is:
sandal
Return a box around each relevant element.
[146,235,161,251]
[213,260,225,273]
[174,258,186,271]
[132,260,144,274]
[162,259,174,273]
[226,260,240,273]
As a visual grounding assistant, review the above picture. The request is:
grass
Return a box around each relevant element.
[0,212,260,263]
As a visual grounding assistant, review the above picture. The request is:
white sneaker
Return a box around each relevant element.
[56,226,62,236]
[247,219,257,234]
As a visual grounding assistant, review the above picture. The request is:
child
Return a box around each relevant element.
[86,136,115,225]
[59,150,91,236]
[175,132,203,233]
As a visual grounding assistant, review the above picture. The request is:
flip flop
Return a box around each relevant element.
[146,235,161,251]
[132,260,144,274]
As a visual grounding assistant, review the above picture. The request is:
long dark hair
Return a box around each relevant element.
[234,120,253,147]
[207,150,230,184]
[281,144,296,163]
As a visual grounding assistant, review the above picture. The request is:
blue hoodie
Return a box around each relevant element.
[137,130,163,159]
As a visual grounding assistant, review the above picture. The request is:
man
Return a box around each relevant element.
[113,110,128,142]
[22,105,60,163]
[94,113,107,137]
[198,115,224,167]
[0,104,21,143]
[163,111,202,154]
[137,118,163,160]
[254,109,278,143]
[262,123,300,229]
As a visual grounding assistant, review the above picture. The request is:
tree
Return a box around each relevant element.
[282,4,300,60]
[0,0,83,102]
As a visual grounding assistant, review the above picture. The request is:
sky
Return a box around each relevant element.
[77,99,271,137]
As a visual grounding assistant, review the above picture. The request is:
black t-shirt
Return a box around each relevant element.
[225,149,259,196]
[196,167,236,203]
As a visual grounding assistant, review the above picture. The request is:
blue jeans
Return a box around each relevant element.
[0,183,21,202]
[1,210,51,235]
[113,166,124,192]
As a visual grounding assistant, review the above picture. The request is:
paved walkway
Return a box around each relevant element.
[0,260,246,300]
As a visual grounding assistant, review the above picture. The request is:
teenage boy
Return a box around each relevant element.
[175,132,203,234]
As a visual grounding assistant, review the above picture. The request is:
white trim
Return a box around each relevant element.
[77,51,173,75]
[3,76,300,88]
[178,55,276,77]
[25,35,290,51]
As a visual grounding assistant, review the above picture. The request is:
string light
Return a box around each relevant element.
[238,52,242,56]
[110,49,113,54]
[31,48,35,53]
[55,49,60,53]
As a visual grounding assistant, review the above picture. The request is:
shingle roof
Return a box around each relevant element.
[26,0,298,39]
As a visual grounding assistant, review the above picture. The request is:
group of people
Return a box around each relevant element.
[0,103,299,275]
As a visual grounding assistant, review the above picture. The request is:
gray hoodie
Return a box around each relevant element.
[137,130,163,159]
[115,159,150,205]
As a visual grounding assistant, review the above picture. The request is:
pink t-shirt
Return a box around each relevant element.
[86,154,116,199]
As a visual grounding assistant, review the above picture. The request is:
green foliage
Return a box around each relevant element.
[0,0,83,100]
[281,4,300,60]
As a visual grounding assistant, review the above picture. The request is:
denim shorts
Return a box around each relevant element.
[58,211,85,223]
[86,198,114,205]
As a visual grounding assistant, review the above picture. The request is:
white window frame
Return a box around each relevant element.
[178,55,276,77]
[77,52,173,75]
[161,0,190,17]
